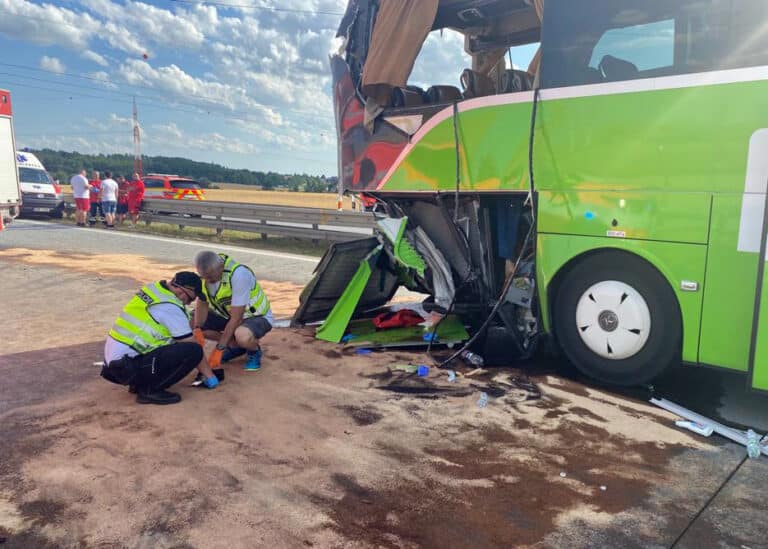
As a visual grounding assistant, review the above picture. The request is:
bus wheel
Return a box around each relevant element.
[553,251,681,386]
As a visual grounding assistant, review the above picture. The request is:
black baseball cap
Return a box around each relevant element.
[171,271,203,300]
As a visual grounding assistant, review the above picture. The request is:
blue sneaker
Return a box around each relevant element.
[244,349,262,372]
[222,346,246,363]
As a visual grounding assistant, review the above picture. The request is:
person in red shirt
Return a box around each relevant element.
[88,170,103,227]
[116,175,130,225]
[128,173,144,225]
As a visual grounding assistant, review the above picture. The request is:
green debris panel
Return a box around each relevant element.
[378,217,426,277]
[343,314,469,348]
[316,246,382,343]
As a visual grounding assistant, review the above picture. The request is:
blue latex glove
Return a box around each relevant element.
[204,376,219,389]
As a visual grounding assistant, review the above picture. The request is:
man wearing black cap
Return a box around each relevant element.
[101,271,220,405]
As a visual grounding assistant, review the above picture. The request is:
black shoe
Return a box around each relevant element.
[136,390,181,405]
[128,384,137,394]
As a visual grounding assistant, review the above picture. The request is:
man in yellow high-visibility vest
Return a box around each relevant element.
[192,251,273,372]
[102,271,221,405]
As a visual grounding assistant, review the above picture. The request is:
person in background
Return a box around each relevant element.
[101,271,220,405]
[88,170,102,227]
[100,171,119,229]
[69,169,91,227]
[116,175,130,226]
[128,172,144,225]
[193,251,273,373]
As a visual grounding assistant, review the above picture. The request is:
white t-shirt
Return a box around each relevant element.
[104,302,192,363]
[206,266,273,323]
[100,178,119,202]
[70,174,90,198]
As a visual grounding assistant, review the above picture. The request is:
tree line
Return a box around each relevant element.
[28,149,337,192]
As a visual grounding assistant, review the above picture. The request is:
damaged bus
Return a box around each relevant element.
[292,0,768,390]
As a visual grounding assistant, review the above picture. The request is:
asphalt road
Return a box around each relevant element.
[0,218,320,285]
[1,218,767,547]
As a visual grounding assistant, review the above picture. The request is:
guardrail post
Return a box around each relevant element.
[312,223,319,245]
[216,215,223,239]
[261,219,268,240]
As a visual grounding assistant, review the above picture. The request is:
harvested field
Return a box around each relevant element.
[61,185,353,209]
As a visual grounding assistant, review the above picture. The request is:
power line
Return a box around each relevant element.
[15,130,132,136]
[2,78,333,134]
[0,62,334,122]
[166,0,343,16]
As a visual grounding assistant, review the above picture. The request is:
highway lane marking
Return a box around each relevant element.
[9,220,320,263]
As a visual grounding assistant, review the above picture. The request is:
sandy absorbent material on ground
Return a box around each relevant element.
[0,330,717,549]
[0,247,301,317]
[0,252,730,548]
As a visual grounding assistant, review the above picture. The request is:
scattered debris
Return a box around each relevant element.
[600,485,607,491]
[675,420,714,437]
[651,397,767,458]
[447,370,456,383]
[392,364,419,373]
[417,365,430,377]
[355,348,373,355]
[477,392,489,408]
[465,368,488,378]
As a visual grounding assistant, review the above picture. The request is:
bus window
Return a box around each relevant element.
[589,19,675,75]
[541,0,768,88]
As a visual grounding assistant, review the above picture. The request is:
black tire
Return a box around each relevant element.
[553,251,681,386]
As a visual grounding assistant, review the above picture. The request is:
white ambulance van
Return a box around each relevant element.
[16,150,64,218]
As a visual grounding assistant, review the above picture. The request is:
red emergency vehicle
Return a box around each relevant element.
[0,90,21,230]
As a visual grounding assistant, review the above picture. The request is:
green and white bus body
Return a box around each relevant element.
[294,0,768,390]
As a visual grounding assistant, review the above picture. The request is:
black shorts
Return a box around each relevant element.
[117,203,129,214]
[201,312,273,339]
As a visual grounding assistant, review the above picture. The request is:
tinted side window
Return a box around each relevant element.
[170,180,201,189]
[144,178,164,188]
[541,0,768,88]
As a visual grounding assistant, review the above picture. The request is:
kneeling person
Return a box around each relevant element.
[193,251,273,372]
[102,272,220,405]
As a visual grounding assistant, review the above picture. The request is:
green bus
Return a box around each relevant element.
[293,0,768,389]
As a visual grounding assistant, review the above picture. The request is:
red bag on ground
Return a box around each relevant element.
[372,309,425,329]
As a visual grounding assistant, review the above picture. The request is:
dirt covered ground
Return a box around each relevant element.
[1,249,765,548]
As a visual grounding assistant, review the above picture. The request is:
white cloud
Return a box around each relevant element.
[40,55,65,73]
[82,49,109,67]
[148,122,261,155]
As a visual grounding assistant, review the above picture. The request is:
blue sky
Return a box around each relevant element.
[0,0,536,176]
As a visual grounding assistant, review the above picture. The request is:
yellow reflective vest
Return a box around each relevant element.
[108,281,187,354]
[201,254,270,319]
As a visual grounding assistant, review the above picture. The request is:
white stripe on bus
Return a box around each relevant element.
[376,65,768,190]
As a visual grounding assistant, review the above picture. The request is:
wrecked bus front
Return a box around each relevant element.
[332,0,539,194]
[311,0,768,389]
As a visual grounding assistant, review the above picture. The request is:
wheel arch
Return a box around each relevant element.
[544,246,684,351]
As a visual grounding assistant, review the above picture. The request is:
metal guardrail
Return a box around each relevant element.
[64,196,376,242]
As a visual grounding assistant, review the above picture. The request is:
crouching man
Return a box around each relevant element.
[101,271,220,405]
[193,251,273,372]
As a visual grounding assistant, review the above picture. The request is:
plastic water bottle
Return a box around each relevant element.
[461,350,484,367]
[477,392,488,408]
[746,429,762,459]
[447,370,456,383]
